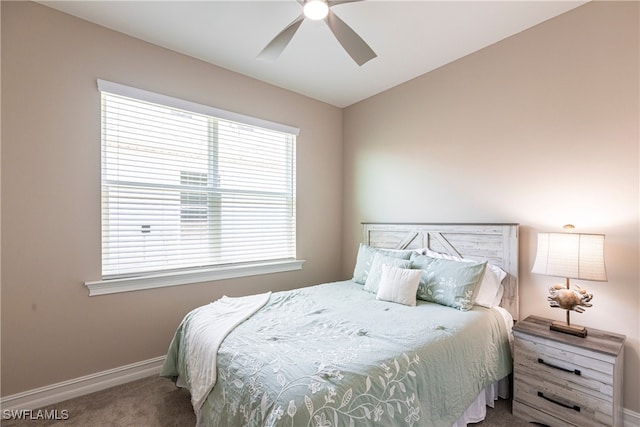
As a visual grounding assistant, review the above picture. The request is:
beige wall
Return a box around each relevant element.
[1,2,343,396]
[3,0,639,416]
[343,1,639,412]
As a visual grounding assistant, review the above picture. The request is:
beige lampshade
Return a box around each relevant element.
[531,232,607,281]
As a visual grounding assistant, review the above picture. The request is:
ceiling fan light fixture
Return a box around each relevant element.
[260,0,376,66]
[303,0,329,20]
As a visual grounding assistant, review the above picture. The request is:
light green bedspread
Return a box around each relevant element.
[161,280,512,427]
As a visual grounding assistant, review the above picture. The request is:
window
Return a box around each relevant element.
[180,171,208,225]
[87,80,302,295]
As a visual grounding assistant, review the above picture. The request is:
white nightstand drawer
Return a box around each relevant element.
[515,369,613,426]
[514,339,614,398]
[513,400,579,427]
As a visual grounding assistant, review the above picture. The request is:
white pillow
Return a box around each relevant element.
[424,249,507,308]
[363,252,413,294]
[491,282,505,308]
[476,265,507,307]
[376,264,422,306]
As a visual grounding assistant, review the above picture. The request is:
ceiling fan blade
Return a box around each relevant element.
[328,0,363,6]
[258,14,305,61]
[326,9,376,66]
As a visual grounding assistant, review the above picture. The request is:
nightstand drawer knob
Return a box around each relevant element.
[537,392,581,412]
[537,358,581,376]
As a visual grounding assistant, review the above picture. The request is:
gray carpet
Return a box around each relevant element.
[2,375,533,426]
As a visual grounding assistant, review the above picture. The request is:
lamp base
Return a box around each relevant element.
[550,321,588,338]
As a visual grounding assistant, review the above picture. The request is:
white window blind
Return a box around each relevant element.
[97,80,299,281]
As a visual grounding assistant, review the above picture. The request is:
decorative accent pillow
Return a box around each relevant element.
[410,253,487,311]
[363,253,412,294]
[352,244,413,285]
[376,264,422,306]
[423,249,507,308]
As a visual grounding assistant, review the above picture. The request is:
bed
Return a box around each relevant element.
[161,223,519,427]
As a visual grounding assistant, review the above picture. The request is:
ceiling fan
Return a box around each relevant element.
[258,0,377,66]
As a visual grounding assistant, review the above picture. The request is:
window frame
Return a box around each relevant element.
[86,80,303,296]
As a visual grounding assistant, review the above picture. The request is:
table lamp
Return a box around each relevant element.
[531,225,607,338]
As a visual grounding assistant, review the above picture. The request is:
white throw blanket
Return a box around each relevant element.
[183,292,271,416]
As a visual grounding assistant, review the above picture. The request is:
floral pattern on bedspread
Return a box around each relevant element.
[165,280,512,427]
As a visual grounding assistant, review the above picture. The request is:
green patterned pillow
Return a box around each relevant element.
[352,244,413,285]
[363,253,413,294]
[410,253,487,311]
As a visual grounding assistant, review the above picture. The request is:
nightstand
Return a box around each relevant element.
[512,315,625,427]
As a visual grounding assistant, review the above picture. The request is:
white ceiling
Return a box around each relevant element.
[40,0,588,108]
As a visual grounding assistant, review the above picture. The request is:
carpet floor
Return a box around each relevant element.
[2,375,533,426]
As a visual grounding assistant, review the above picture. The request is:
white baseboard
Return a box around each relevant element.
[2,356,639,427]
[624,408,640,427]
[0,356,166,411]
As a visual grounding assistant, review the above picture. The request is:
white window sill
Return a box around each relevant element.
[85,260,305,296]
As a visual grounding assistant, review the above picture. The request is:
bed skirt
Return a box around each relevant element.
[452,376,510,426]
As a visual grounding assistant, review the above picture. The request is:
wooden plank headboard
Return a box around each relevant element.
[362,223,520,320]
